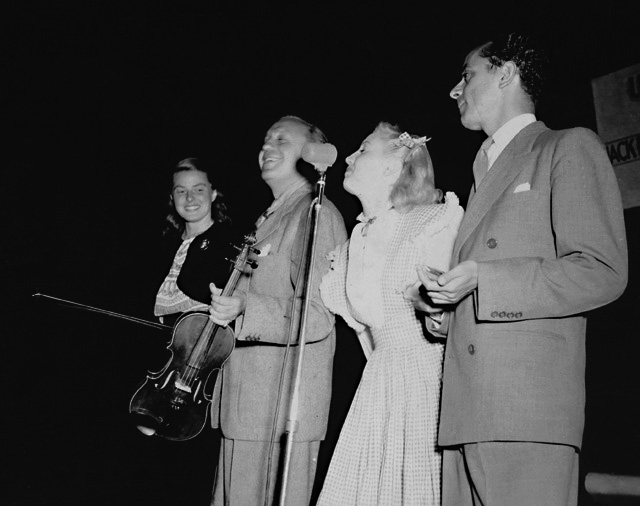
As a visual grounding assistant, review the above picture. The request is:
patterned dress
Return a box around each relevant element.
[318,193,463,506]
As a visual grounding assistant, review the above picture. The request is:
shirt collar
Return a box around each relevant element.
[266,178,310,215]
[491,113,536,155]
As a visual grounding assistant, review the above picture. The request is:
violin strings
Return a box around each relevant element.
[181,317,213,390]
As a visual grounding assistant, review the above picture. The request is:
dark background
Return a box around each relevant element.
[3,1,640,505]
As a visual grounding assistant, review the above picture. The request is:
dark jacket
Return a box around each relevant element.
[161,220,236,305]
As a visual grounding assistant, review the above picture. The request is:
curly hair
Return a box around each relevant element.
[374,122,442,213]
[479,32,549,106]
[164,158,231,236]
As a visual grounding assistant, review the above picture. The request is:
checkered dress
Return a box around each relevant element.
[318,193,463,506]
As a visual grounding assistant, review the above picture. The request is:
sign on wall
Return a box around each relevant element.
[592,63,640,209]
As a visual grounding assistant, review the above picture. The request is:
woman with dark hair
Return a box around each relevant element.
[316,123,463,505]
[155,158,234,321]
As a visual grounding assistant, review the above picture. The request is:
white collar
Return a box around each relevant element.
[266,178,310,215]
[489,113,536,166]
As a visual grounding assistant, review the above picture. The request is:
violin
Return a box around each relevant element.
[129,232,258,441]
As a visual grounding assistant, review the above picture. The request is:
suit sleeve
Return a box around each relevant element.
[425,311,450,338]
[237,200,348,344]
[476,128,628,320]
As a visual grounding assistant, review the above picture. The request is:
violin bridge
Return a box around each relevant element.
[174,379,192,393]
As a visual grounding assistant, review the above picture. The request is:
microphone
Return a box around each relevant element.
[301,143,338,172]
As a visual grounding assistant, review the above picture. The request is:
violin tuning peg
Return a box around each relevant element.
[251,247,261,255]
[248,259,258,269]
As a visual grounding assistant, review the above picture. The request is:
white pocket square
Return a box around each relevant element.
[257,243,271,257]
[514,182,530,193]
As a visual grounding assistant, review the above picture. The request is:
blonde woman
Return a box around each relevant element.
[317,122,463,505]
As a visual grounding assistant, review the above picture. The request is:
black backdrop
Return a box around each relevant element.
[4,2,640,505]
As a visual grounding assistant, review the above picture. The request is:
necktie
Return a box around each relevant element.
[254,210,271,229]
[255,196,283,229]
[472,136,494,190]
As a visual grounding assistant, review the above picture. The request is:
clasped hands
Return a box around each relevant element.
[208,283,246,327]
[403,260,479,314]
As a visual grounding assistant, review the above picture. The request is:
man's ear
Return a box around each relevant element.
[498,61,519,89]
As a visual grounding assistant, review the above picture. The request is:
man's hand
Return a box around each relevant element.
[418,261,479,306]
[209,282,246,326]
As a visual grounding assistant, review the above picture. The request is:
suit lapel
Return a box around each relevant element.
[255,185,312,243]
[453,122,547,261]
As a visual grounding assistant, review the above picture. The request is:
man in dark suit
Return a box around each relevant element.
[413,32,628,505]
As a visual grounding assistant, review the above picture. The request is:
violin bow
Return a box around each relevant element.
[32,293,172,331]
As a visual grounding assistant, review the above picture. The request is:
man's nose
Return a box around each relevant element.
[450,79,463,99]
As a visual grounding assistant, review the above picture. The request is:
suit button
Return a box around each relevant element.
[468,344,475,355]
[491,311,498,318]
[487,238,498,249]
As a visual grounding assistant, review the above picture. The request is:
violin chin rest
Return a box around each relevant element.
[130,409,162,437]
[137,425,156,436]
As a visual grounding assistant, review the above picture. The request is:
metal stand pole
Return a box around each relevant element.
[276,172,327,506]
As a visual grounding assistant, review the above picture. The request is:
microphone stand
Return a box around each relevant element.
[276,167,328,506]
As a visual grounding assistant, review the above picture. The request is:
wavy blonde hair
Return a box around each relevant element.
[374,122,442,212]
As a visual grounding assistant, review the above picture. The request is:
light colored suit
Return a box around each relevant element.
[210,183,347,506]
[437,121,628,449]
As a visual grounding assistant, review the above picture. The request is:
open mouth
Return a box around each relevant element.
[261,158,279,169]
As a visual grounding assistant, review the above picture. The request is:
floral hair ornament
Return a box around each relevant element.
[394,132,431,149]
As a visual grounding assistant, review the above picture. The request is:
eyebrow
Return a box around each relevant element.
[173,182,208,189]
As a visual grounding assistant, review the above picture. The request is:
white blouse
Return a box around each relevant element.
[347,208,400,329]
[321,192,464,356]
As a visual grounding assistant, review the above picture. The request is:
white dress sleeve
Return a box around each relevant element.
[411,192,464,274]
[320,241,374,359]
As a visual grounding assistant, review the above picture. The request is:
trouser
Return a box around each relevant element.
[442,441,579,506]
[212,437,320,506]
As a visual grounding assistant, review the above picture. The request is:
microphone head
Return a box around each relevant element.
[301,143,338,171]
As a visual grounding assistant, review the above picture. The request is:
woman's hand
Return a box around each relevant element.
[403,281,443,314]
